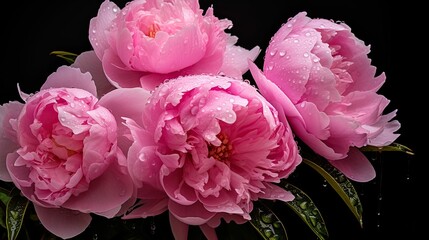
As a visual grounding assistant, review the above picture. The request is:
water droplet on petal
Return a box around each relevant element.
[279,50,286,57]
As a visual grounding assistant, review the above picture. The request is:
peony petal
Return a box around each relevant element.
[249,61,302,119]
[367,120,400,146]
[41,66,97,97]
[0,141,18,181]
[329,147,376,182]
[199,224,218,240]
[88,0,119,59]
[296,101,330,140]
[0,101,23,181]
[123,198,168,219]
[168,200,215,225]
[102,50,147,88]
[219,38,261,78]
[98,87,151,152]
[34,205,91,239]
[258,183,295,202]
[71,51,116,97]
[62,163,134,217]
[290,117,345,160]
[169,212,189,240]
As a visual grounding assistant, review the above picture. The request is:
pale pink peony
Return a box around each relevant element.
[106,75,301,239]
[89,0,260,90]
[0,65,134,239]
[250,12,400,182]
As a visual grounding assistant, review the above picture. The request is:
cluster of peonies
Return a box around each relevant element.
[0,0,399,239]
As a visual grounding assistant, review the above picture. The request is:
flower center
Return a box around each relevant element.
[208,133,233,162]
[146,23,160,38]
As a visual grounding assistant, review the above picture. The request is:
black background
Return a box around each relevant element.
[2,0,420,239]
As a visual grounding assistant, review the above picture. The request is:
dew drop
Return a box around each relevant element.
[322,180,327,187]
[287,23,293,28]
[269,49,277,56]
[303,53,309,58]
[279,50,286,57]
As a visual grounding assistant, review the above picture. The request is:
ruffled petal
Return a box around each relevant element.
[88,0,119,59]
[41,66,97,97]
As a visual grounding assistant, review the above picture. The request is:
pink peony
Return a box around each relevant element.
[0,65,134,239]
[89,0,260,90]
[250,12,400,182]
[106,74,302,239]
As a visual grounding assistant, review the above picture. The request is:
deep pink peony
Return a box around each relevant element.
[105,74,302,239]
[88,0,260,90]
[0,65,134,239]
[250,12,400,182]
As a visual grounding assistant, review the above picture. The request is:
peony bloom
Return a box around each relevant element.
[250,12,400,182]
[88,0,260,90]
[0,66,134,239]
[108,74,301,239]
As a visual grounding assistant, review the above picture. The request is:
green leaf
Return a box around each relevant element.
[249,201,288,240]
[50,51,78,64]
[6,189,29,240]
[0,200,6,229]
[303,158,363,228]
[0,186,12,206]
[360,142,414,155]
[0,187,12,230]
[281,182,329,240]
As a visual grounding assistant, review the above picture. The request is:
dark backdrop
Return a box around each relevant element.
[2,1,420,239]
